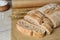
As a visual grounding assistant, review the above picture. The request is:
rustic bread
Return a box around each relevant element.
[43,18,53,28]
[37,3,60,28]
[27,10,45,19]
[16,3,60,38]
[17,19,45,37]
[24,15,42,26]
[41,23,53,34]
[44,10,60,28]
[16,24,33,36]
[37,3,59,14]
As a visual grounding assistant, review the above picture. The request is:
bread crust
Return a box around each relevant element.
[27,10,45,19]
[24,15,42,26]
[17,19,45,37]
[41,23,53,34]
[37,3,60,28]
[16,24,33,36]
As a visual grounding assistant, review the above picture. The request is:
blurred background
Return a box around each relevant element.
[0,0,11,40]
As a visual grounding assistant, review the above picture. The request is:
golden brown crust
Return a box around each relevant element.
[43,18,53,28]
[24,15,42,26]
[41,23,53,34]
[33,31,44,38]
[17,24,45,37]
[16,24,33,36]
[27,10,45,19]
[17,19,45,37]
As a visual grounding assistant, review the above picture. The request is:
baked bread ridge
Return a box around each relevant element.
[43,18,53,28]
[17,19,45,37]
[24,9,53,34]
[24,15,42,26]
[27,10,45,19]
[45,10,60,28]
[37,3,59,14]
[16,24,33,36]
[41,23,53,34]
[37,3,60,28]
[26,9,53,25]
[24,10,47,26]
[25,9,53,33]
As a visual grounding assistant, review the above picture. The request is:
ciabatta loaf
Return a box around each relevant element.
[17,19,45,37]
